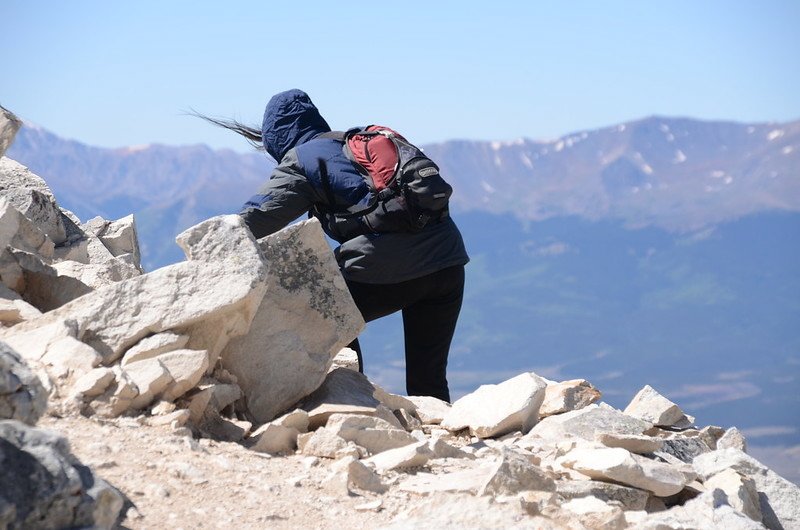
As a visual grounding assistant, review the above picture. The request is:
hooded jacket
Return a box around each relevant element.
[240,89,469,284]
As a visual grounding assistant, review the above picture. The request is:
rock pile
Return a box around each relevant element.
[1,110,798,529]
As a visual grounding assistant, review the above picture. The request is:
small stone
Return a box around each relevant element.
[272,409,309,433]
[325,413,418,455]
[441,372,548,438]
[123,359,173,410]
[406,395,451,424]
[560,496,626,530]
[540,379,601,417]
[354,499,383,512]
[717,426,747,452]
[519,490,557,516]
[478,448,555,496]
[365,441,433,472]
[71,367,115,398]
[330,347,359,371]
[121,332,190,366]
[428,438,474,460]
[596,432,664,454]
[299,427,361,459]
[332,456,387,493]
[623,384,691,427]
[556,479,650,511]
[154,349,209,401]
[249,423,300,455]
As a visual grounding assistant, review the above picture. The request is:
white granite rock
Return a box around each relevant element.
[704,468,762,522]
[121,332,190,366]
[249,423,299,454]
[718,426,748,452]
[221,219,364,423]
[331,455,387,493]
[123,359,173,410]
[84,215,142,271]
[326,413,417,455]
[559,446,695,497]
[693,448,800,530]
[633,488,766,530]
[272,409,309,432]
[365,440,433,472]
[330,347,359,371]
[596,432,664,454]
[406,395,451,424]
[186,383,241,424]
[0,107,22,157]
[300,368,381,428]
[298,427,361,459]
[428,438,474,460]
[397,466,493,495]
[624,384,693,428]
[441,372,548,438]
[524,403,652,443]
[373,385,417,414]
[154,349,209,402]
[51,259,140,291]
[560,495,626,530]
[540,378,602,417]
[0,158,65,244]
[556,479,650,511]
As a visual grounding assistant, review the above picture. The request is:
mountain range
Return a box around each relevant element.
[6,116,800,482]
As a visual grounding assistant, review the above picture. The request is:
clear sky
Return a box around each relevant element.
[3,1,799,152]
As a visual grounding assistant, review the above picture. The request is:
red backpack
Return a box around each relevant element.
[319,125,452,233]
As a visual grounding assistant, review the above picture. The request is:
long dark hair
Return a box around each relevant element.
[187,109,264,151]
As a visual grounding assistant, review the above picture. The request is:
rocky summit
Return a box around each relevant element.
[0,110,798,529]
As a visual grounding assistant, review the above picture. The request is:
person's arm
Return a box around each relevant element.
[239,149,322,239]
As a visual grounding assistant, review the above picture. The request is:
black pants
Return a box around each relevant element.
[346,265,465,403]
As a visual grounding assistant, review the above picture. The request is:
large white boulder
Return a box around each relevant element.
[441,372,548,438]
[220,219,364,424]
[540,378,601,417]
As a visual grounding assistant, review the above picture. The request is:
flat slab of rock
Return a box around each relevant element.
[634,488,765,530]
[221,220,364,424]
[397,466,495,495]
[556,479,650,511]
[540,379,601,417]
[624,384,693,428]
[596,432,664,454]
[300,368,380,427]
[326,413,417,455]
[441,372,547,438]
[365,440,433,472]
[524,403,652,443]
[693,448,800,530]
[558,446,696,497]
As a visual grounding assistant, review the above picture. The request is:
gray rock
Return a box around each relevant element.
[4,248,93,311]
[524,403,652,443]
[0,107,22,157]
[298,427,361,459]
[221,219,364,423]
[249,423,299,454]
[0,342,47,425]
[441,372,548,438]
[331,455,387,493]
[330,347,360,371]
[154,349,209,402]
[0,420,124,529]
[693,448,800,530]
[657,436,712,463]
[478,448,555,496]
[556,479,650,511]
[0,187,66,245]
[560,495,627,530]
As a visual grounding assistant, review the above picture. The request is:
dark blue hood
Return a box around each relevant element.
[262,89,331,162]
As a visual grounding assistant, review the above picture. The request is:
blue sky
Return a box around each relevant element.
[3,1,799,151]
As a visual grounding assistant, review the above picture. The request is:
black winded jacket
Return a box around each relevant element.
[240,90,469,284]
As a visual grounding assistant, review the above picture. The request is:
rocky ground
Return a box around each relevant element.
[3,105,800,530]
